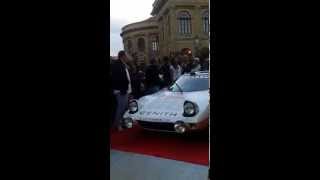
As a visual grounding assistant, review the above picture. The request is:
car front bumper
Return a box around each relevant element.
[123,119,207,134]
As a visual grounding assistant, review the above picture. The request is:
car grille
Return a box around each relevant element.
[137,121,175,132]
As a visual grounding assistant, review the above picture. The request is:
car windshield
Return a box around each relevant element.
[169,74,209,92]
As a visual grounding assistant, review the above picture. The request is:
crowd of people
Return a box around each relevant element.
[110,50,209,131]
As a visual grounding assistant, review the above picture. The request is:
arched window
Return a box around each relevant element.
[151,36,159,52]
[137,38,145,52]
[202,11,209,33]
[177,11,192,34]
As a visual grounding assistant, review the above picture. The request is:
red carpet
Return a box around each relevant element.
[111,124,209,166]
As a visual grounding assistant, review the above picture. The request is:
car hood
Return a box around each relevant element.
[124,89,209,123]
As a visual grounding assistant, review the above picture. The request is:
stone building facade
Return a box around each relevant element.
[121,0,209,65]
[121,17,160,65]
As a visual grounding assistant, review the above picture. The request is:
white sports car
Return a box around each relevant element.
[123,71,209,134]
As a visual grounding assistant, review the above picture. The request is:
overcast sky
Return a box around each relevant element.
[110,0,154,56]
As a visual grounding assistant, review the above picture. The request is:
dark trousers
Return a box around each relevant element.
[113,93,128,128]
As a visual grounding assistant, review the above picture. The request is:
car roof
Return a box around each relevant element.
[183,71,209,78]
[194,71,209,75]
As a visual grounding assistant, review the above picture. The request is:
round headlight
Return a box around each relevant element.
[177,126,186,133]
[128,100,138,114]
[174,122,187,134]
[124,118,133,128]
[183,101,197,117]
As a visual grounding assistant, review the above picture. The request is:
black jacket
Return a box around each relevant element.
[160,63,171,86]
[145,64,161,88]
[110,60,129,94]
[184,63,193,73]
[131,71,145,99]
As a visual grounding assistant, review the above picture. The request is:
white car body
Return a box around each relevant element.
[123,71,209,133]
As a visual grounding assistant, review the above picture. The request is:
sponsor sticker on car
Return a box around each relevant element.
[138,111,179,117]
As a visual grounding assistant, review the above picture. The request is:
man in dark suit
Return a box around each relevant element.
[159,56,172,87]
[145,58,161,95]
[110,51,131,131]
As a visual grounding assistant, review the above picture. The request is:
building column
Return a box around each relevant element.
[170,6,178,53]
[193,5,202,38]
[149,34,156,61]
[132,37,137,55]
[145,35,150,63]
[158,17,164,58]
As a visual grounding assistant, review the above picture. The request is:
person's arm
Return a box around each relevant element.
[159,66,164,75]
[169,66,175,82]
[111,63,121,94]
[178,65,182,77]
[125,68,132,95]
